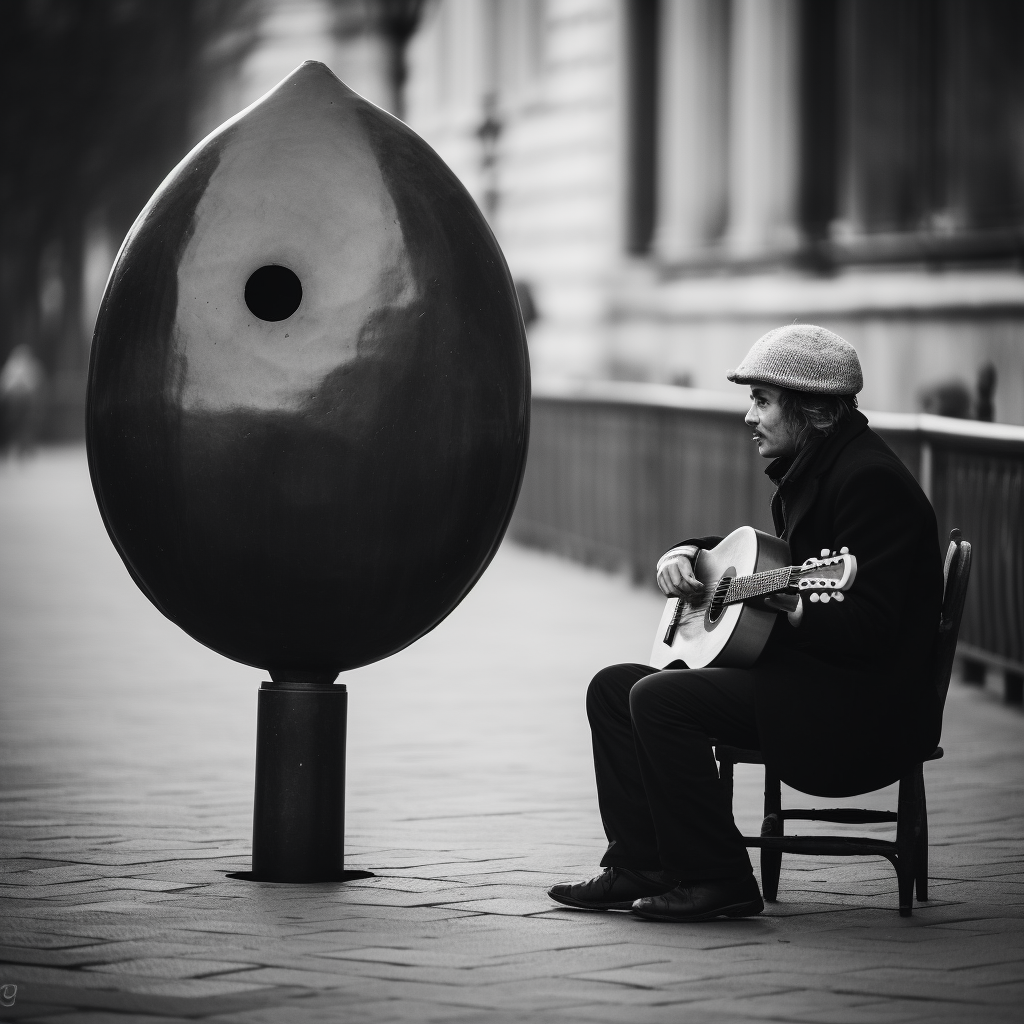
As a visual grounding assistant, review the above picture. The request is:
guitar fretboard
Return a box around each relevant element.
[722,566,795,605]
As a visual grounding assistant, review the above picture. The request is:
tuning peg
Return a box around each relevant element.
[819,593,830,604]
[840,546,849,554]
[820,548,829,557]
[810,593,821,603]
[833,592,844,602]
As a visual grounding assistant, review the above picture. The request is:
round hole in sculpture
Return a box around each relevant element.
[245,265,302,321]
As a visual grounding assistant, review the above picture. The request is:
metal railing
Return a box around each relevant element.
[511,379,1024,687]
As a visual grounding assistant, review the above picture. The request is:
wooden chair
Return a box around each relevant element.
[716,529,972,917]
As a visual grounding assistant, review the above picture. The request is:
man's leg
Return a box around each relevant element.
[547,663,675,910]
[627,667,764,921]
[587,663,663,870]
[627,667,759,880]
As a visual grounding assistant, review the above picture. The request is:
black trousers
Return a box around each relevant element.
[588,663,763,882]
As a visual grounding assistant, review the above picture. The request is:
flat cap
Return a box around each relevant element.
[727,324,863,395]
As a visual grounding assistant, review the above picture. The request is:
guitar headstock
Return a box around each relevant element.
[793,548,857,596]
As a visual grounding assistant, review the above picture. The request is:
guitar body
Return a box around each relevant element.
[650,527,791,670]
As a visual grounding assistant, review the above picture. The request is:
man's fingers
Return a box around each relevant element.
[658,566,682,596]
[657,569,677,596]
[675,561,702,593]
[658,558,703,599]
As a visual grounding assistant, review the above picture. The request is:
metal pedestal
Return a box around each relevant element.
[232,680,372,883]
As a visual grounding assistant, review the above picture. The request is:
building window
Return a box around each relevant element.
[809,0,1024,263]
[635,0,1024,268]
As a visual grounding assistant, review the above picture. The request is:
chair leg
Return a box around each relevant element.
[915,775,929,903]
[896,765,925,917]
[760,768,782,903]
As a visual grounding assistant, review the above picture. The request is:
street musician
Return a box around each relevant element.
[547,325,943,922]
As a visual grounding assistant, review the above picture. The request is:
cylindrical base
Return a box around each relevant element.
[250,680,355,882]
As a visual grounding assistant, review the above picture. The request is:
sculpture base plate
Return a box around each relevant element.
[226,870,375,883]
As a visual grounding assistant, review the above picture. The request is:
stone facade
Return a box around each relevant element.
[404,0,1024,423]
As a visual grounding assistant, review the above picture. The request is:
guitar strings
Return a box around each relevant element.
[679,561,845,610]
[681,566,795,608]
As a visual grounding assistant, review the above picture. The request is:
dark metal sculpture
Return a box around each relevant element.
[86,62,530,881]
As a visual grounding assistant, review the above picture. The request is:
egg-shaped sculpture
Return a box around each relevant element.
[87,61,530,680]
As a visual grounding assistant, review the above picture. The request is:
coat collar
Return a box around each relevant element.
[767,435,823,491]
[767,410,869,487]
[767,410,869,540]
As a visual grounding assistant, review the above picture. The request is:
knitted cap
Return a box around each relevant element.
[727,325,863,395]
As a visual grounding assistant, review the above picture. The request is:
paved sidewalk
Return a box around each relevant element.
[1,447,1023,1023]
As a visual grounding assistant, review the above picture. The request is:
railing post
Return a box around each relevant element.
[1005,671,1024,705]
[919,440,933,503]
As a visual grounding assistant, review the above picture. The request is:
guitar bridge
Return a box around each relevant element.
[663,598,685,645]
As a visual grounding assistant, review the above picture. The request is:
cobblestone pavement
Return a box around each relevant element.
[1,447,1023,1023]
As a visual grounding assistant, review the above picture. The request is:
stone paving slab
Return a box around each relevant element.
[2,447,1024,1023]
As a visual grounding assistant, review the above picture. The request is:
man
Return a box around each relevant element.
[547,325,943,923]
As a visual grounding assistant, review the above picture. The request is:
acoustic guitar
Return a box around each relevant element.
[650,526,857,670]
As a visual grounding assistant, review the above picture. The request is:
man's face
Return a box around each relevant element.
[745,385,801,459]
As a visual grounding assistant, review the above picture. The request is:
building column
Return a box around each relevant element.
[653,0,730,262]
[726,0,801,257]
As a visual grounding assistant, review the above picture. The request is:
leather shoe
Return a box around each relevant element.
[631,874,764,922]
[547,867,676,911]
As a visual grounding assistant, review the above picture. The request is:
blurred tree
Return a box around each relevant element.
[0,0,258,435]
[329,0,424,118]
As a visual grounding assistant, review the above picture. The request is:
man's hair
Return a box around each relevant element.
[778,389,858,447]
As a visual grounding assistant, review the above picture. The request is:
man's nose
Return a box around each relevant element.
[744,406,758,426]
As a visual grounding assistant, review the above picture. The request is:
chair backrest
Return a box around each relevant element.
[933,529,973,716]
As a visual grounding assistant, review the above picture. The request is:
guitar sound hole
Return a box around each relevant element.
[706,576,732,625]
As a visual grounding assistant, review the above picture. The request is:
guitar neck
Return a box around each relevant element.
[720,566,796,605]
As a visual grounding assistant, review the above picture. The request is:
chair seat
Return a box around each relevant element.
[715,744,763,764]
[715,744,944,767]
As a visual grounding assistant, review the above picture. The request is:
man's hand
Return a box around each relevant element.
[760,592,799,614]
[759,591,804,626]
[657,552,703,600]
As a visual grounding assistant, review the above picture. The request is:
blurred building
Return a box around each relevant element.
[195,0,421,140]
[10,0,1024,436]
[404,1,1024,423]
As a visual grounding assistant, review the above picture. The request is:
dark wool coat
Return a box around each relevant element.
[682,410,943,797]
